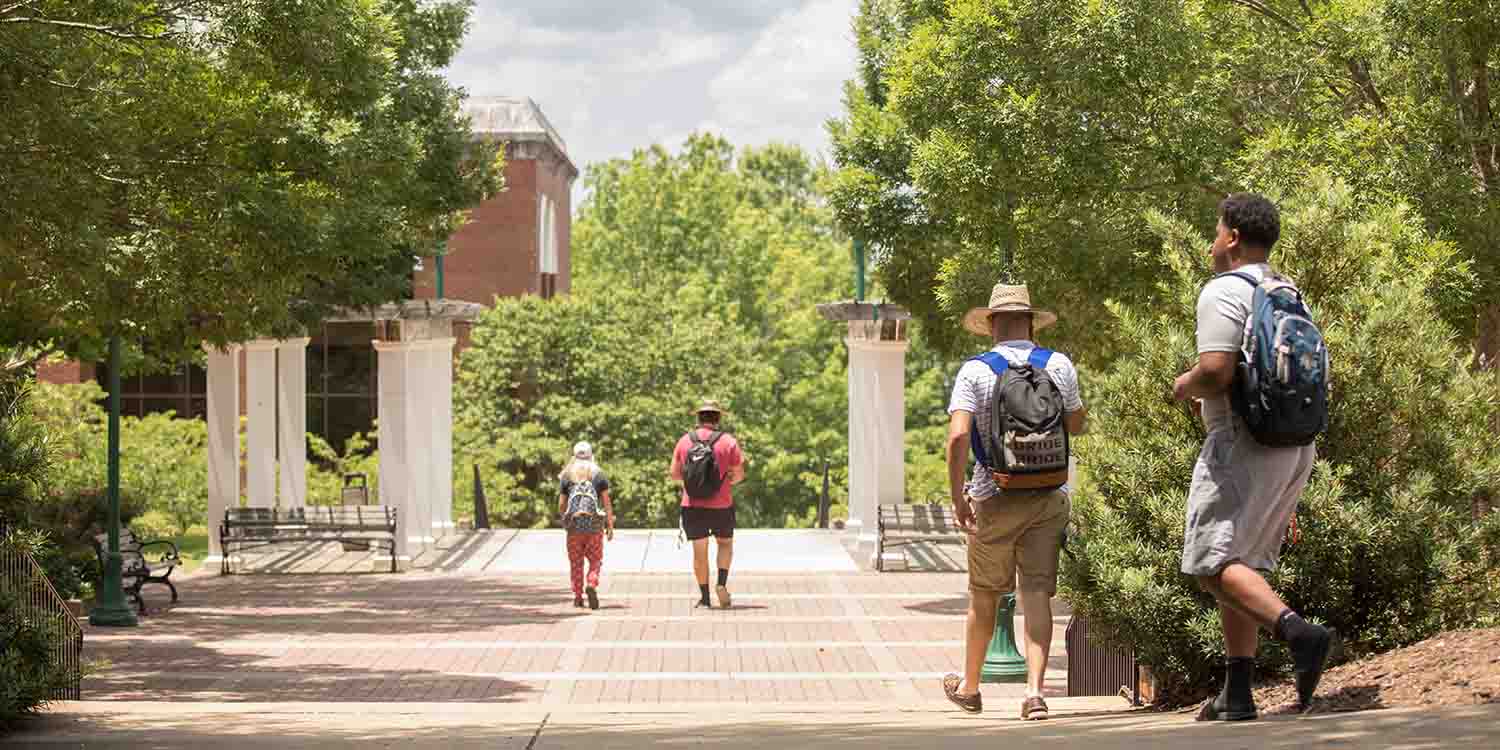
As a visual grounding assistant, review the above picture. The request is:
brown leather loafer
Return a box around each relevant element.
[1021,695,1049,720]
[943,673,982,714]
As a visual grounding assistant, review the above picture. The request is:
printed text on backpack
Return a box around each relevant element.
[1222,272,1329,447]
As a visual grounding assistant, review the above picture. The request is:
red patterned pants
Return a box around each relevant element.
[566,532,604,595]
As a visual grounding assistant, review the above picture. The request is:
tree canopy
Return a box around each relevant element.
[0,0,504,361]
[830,0,1497,362]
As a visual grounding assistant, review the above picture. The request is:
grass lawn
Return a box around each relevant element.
[170,525,210,574]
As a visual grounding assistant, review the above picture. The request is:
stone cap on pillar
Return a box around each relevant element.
[326,299,485,342]
[816,301,911,343]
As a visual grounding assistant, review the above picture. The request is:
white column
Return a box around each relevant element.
[244,340,279,508]
[203,344,241,567]
[408,342,435,549]
[276,338,310,509]
[430,339,456,536]
[374,339,414,569]
[846,336,909,561]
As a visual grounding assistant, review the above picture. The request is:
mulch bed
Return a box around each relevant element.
[1253,628,1500,715]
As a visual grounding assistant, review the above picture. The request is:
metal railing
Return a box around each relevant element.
[0,540,84,700]
[1065,615,1139,705]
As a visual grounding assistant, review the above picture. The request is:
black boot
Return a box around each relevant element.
[1197,657,1258,721]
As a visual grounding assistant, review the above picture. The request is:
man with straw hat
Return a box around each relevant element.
[670,399,745,608]
[942,282,1087,721]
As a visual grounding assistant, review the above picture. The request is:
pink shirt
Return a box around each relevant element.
[672,427,743,509]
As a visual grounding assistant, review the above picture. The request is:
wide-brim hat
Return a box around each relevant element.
[694,399,725,416]
[961,283,1058,337]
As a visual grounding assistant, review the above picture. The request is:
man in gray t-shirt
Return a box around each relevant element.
[1172,194,1331,721]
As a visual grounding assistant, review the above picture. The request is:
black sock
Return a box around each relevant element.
[699,583,711,603]
[1274,608,1315,643]
[1224,657,1255,705]
[717,568,729,587]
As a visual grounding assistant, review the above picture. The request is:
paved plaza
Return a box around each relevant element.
[6,529,1496,748]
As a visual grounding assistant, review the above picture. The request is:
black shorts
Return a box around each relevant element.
[681,505,736,540]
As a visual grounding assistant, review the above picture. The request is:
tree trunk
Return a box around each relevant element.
[1477,301,1500,519]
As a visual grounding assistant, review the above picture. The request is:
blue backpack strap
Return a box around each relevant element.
[967,353,1009,467]
[1026,347,1053,370]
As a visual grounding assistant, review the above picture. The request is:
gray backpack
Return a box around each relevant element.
[969,348,1069,491]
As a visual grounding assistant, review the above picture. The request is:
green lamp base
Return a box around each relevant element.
[981,593,1026,683]
[88,552,138,627]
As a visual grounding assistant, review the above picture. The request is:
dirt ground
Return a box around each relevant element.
[1253,628,1500,715]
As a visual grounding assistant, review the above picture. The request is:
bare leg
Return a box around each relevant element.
[961,589,1000,695]
[1215,563,1288,628]
[714,536,734,573]
[1017,588,1053,697]
[1196,574,1263,627]
[1220,604,1260,658]
[692,538,710,585]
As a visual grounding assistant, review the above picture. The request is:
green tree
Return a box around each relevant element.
[830,0,1498,366]
[457,137,872,529]
[1060,174,1500,703]
[0,0,504,361]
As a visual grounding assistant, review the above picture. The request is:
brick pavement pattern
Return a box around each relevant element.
[82,569,1067,706]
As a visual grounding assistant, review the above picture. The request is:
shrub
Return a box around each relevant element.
[1059,174,1500,704]
[0,534,79,726]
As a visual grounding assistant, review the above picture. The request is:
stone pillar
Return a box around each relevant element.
[430,338,456,537]
[374,339,414,569]
[203,344,241,567]
[407,342,435,550]
[244,340,279,508]
[276,338,309,509]
[845,322,908,562]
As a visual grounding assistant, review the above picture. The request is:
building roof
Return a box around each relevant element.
[463,96,575,174]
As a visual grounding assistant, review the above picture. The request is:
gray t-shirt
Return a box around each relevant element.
[1195,263,1270,433]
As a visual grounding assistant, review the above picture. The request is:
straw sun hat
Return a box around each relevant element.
[961,283,1058,337]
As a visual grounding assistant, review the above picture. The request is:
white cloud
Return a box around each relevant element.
[444,1,859,182]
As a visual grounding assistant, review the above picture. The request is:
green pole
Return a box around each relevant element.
[852,238,866,303]
[90,335,138,626]
[435,254,445,299]
[980,593,1026,682]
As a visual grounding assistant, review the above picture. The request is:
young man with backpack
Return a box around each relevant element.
[1173,193,1332,720]
[942,283,1087,721]
[670,399,745,608]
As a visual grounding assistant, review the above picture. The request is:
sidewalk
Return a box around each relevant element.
[5,700,1497,748]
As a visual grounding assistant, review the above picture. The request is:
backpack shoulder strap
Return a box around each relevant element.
[1217,271,1259,289]
[705,430,723,448]
[687,430,706,447]
[1026,347,1054,370]
[971,351,1009,376]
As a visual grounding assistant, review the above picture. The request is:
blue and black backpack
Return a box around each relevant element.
[970,348,1070,491]
[1221,271,1330,447]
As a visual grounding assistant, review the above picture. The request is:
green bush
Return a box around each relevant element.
[1059,174,1500,704]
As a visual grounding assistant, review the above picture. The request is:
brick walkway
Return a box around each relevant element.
[82,568,1067,706]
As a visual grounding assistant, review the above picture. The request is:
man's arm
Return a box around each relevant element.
[1173,352,1237,402]
[729,442,746,485]
[946,410,975,530]
[669,443,683,481]
[602,490,615,539]
[1064,406,1089,435]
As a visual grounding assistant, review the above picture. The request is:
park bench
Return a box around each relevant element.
[219,506,398,574]
[876,502,967,571]
[91,527,181,614]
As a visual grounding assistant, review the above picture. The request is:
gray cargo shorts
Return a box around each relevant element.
[1181,420,1315,577]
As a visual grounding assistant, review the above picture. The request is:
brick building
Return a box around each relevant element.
[40,96,577,450]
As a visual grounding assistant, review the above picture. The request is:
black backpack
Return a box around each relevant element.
[969,348,1070,491]
[682,430,725,500]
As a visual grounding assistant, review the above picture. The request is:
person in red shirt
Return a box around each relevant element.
[670,399,745,608]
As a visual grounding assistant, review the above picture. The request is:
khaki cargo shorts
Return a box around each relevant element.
[967,489,1069,596]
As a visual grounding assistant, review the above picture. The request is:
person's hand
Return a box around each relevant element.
[953,496,976,534]
[606,526,615,541]
[1172,372,1194,402]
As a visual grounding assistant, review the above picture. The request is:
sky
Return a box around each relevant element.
[444,0,861,185]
